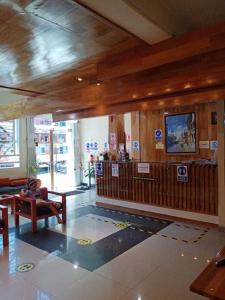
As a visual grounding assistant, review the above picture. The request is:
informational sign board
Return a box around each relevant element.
[86,141,98,151]
[104,142,109,151]
[126,134,131,143]
[137,163,150,174]
[177,165,188,182]
[112,164,119,177]
[132,140,140,152]
[155,142,164,149]
[96,162,103,176]
[155,129,162,142]
[110,133,117,145]
[199,141,210,149]
[210,140,218,150]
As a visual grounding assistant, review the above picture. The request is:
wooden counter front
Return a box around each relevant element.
[190,247,225,299]
[96,161,218,215]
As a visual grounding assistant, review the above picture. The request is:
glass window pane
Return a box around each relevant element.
[0,120,20,168]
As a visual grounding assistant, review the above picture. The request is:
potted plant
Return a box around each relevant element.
[84,163,96,188]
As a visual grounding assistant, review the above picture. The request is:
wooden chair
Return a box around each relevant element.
[14,188,67,233]
[0,205,9,246]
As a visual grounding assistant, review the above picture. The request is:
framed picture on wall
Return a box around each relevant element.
[165,112,196,154]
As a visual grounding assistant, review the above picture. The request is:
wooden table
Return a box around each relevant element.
[190,246,225,299]
[0,194,14,214]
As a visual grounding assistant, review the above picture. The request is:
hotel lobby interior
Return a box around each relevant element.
[1,1,225,300]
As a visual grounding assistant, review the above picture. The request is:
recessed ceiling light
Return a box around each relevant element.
[96,82,101,86]
[77,77,83,82]
[184,83,191,89]
[207,79,213,84]
[147,92,153,96]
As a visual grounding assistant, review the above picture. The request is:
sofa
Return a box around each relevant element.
[0,178,27,195]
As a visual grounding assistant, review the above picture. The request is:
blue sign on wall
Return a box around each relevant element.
[132,140,140,152]
[155,129,162,141]
[96,162,103,176]
[86,141,98,151]
[177,165,188,182]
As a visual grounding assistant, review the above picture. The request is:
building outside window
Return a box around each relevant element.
[0,120,20,169]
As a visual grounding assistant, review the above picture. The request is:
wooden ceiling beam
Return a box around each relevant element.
[53,83,225,121]
[97,21,225,81]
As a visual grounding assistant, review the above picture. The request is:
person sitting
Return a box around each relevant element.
[20,178,62,224]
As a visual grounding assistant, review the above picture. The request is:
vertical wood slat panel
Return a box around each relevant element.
[96,162,218,216]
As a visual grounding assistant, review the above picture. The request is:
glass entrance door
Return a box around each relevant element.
[34,115,76,191]
[52,121,75,191]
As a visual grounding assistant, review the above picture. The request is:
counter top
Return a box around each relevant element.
[97,160,217,166]
[190,246,225,300]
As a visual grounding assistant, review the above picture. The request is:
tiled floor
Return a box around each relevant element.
[0,189,225,300]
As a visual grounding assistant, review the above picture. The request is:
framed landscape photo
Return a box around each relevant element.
[165,112,196,154]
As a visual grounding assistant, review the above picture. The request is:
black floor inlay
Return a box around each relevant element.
[13,205,172,271]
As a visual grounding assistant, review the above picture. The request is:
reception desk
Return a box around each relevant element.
[96,161,218,216]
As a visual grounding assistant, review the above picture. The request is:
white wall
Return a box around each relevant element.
[79,116,109,183]
[0,118,28,179]
[124,112,131,153]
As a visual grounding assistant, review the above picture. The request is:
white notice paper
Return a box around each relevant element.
[137,163,150,174]
[112,164,119,177]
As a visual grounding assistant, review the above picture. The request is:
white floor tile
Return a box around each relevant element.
[55,272,128,300]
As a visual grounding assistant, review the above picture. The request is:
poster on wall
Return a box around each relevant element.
[165,112,196,153]
[137,163,150,174]
[112,164,119,177]
[132,140,140,152]
[177,165,188,182]
[96,162,103,176]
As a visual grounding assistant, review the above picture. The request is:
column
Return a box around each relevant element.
[217,100,225,228]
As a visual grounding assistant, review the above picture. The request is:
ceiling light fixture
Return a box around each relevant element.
[77,77,83,82]
[184,83,191,89]
[96,82,101,86]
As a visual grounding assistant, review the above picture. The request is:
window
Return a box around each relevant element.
[0,120,20,168]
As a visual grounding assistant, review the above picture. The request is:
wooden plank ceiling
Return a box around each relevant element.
[0,0,225,121]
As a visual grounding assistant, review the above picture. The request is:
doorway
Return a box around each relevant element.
[34,115,76,191]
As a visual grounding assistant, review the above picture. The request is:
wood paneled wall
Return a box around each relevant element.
[131,102,217,161]
[108,114,125,153]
